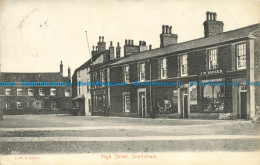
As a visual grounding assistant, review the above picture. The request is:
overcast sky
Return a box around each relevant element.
[0,0,259,76]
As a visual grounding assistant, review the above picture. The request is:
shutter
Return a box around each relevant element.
[128,65,130,82]
[166,58,168,78]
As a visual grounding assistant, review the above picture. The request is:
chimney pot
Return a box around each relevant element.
[110,41,113,46]
[117,42,120,47]
[128,40,130,45]
[166,25,169,33]
[149,45,152,50]
[169,26,172,34]
[125,39,127,45]
[96,46,98,51]
[162,25,165,34]
[102,36,104,42]
[99,36,101,42]
[92,46,95,51]
[206,11,209,21]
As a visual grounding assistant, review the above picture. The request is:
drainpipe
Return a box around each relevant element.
[149,60,152,118]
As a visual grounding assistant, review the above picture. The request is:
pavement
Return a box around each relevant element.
[0,114,260,154]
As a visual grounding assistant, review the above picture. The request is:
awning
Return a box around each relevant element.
[73,94,85,100]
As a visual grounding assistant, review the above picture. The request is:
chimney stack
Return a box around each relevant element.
[109,41,115,60]
[139,41,148,52]
[60,61,63,77]
[116,42,121,58]
[68,67,71,82]
[97,36,106,52]
[160,25,178,47]
[203,12,223,37]
[124,39,139,56]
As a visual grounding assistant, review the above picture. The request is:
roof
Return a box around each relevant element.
[110,23,260,66]
[0,72,69,82]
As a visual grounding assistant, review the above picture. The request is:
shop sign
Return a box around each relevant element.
[200,69,223,75]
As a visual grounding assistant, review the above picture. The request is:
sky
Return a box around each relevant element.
[0,0,260,76]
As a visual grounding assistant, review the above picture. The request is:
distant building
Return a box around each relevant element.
[0,61,72,114]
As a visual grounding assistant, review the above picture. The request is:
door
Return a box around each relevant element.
[240,92,247,119]
[183,94,188,118]
[181,88,188,119]
[138,91,146,118]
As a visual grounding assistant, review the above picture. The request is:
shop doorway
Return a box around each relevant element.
[138,88,147,118]
[180,88,188,119]
[240,92,247,119]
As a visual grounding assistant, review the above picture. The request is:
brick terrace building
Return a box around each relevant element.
[0,61,72,114]
[73,12,260,120]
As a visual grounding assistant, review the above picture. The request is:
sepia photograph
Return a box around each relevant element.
[0,0,260,164]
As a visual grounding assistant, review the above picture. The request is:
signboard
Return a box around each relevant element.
[200,69,223,75]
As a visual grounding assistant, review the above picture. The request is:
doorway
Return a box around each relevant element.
[180,88,188,119]
[240,92,247,119]
[138,89,146,118]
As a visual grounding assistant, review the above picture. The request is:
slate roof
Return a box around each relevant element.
[0,72,69,82]
[109,23,260,66]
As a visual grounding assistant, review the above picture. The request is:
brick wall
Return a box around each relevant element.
[188,49,206,75]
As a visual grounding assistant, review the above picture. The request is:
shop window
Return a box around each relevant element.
[203,85,224,111]
[190,85,197,105]
[5,89,11,96]
[28,89,34,96]
[17,88,23,96]
[50,88,56,96]
[180,55,187,77]
[208,49,218,70]
[139,63,146,82]
[51,101,57,109]
[160,58,167,79]
[123,92,130,113]
[156,88,178,114]
[40,101,45,109]
[6,102,11,109]
[65,102,71,109]
[124,65,130,83]
[17,102,23,109]
[236,43,246,70]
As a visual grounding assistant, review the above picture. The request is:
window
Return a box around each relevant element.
[124,65,130,83]
[39,88,45,96]
[17,102,23,109]
[65,89,70,97]
[236,43,246,70]
[139,63,145,82]
[5,89,11,96]
[180,55,187,76]
[203,84,224,111]
[50,88,56,96]
[65,102,71,109]
[17,88,23,96]
[40,101,44,109]
[160,58,167,79]
[28,89,34,96]
[208,49,218,70]
[6,102,11,109]
[123,92,130,113]
[51,101,57,109]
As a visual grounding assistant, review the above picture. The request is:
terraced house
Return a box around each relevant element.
[77,12,260,120]
[0,61,72,114]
